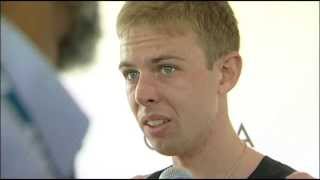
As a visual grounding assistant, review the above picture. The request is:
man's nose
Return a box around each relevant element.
[134,73,160,106]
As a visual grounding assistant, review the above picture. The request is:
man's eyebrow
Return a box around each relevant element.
[118,61,134,70]
[118,55,184,70]
[150,55,184,64]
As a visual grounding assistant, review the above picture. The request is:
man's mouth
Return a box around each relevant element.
[141,114,172,129]
[142,115,172,137]
[145,119,170,127]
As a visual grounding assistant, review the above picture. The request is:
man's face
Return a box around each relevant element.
[119,25,221,156]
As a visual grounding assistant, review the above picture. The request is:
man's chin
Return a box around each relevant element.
[152,142,182,156]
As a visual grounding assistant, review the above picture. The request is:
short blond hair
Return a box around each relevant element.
[117,1,240,69]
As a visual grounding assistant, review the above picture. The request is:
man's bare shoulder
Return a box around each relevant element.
[286,172,315,179]
[131,174,148,179]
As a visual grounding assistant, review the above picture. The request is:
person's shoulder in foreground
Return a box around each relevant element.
[1,1,100,178]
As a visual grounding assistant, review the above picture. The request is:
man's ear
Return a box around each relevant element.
[217,52,242,94]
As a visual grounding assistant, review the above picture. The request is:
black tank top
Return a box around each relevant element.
[146,156,295,179]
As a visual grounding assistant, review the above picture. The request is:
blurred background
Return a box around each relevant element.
[60,2,319,178]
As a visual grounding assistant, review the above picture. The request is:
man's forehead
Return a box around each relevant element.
[119,41,173,64]
[120,23,191,44]
[119,24,203,66]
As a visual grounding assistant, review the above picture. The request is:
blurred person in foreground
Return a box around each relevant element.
[116,2,314,179]
[1,1,100,178]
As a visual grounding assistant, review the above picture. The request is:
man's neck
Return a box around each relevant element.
[172,115,247,178]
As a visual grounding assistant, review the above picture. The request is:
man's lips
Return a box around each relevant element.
[141,114,171,127]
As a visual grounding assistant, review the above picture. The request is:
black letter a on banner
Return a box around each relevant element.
[237,123,254,147]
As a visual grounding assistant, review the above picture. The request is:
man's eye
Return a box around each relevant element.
[124,70,139,82]
[160,65,176,75]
